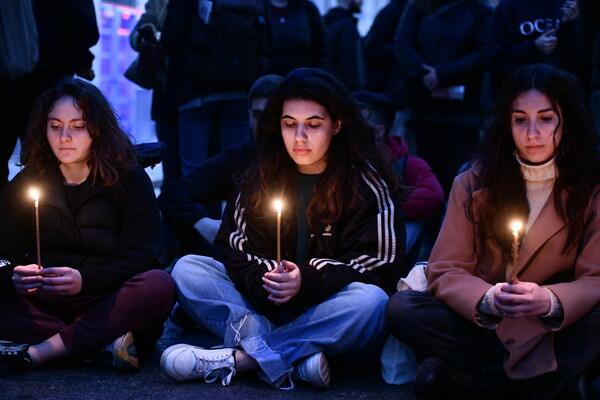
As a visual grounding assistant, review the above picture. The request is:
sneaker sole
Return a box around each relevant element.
[296,352,331,389]
[312,352,331,389]
[113,332,139,371]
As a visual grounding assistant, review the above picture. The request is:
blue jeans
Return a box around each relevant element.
[172,255,389,388]
[178,100,251,177]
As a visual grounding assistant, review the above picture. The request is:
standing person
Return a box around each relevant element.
[324,0,363,91]
[160,68,406,389]
[386,64,600,399]
[160,0,266,177]
[394,0,493,197]
[0,78,175,371]
[362,0,408,110]
[266,0,331,76]
[130,0,180,189]
[0,0,99,190]
[488,0,583,100]
[129,0,180,266]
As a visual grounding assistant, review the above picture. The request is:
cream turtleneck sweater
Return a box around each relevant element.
[516,155,557,233]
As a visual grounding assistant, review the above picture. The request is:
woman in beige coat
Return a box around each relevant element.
[386,63,600,400]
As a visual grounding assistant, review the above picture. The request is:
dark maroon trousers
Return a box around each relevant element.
[0,270,175,356]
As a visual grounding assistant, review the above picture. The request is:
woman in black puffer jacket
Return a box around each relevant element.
[0,78,175,372]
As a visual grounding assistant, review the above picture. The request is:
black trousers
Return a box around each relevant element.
[386,290,600,399]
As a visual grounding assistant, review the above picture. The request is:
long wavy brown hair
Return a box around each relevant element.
[238,68,404,227]
[472,64,600,254]
[21,78,138,186]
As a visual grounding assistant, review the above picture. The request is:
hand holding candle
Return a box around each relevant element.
[30,188,42,270]
[510,220,522,284]
[274,199,282,264]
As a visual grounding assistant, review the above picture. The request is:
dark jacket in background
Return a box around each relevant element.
[0,166,161,296]
[324,7,362,91]
[488,0,584,97]
[394,0,492,125]
[363,0,408,108]
[31,0,99,85]
[266,0,331,75]
[158,142,254,238]
[161,0,266,107]
[0,0,99,190]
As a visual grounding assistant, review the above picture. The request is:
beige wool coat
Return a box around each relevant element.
[426,166,600,380]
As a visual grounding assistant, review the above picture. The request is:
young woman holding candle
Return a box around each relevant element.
[385,63,600,399]
[0,78,175,371]
[160,68,407,389]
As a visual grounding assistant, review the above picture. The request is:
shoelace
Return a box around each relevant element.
[231,314,248,345]
[194,352,236,386]
[204,367,235,386]
[0,348,22,356]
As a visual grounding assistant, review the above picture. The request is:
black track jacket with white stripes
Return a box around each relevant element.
[214,167,406,319]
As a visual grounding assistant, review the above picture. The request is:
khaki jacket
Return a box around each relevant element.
[427,167,600,379]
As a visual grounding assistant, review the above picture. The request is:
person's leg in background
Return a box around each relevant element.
[155,114,180,267]
[217,99,252,153]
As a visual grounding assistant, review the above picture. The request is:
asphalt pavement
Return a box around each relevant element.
[1,320,416,400]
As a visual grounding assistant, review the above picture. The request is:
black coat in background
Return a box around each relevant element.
[324,7,362,91]
[266,0,331,75]
[363,0,408,108]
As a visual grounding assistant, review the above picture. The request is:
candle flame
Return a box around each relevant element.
[274,199,282,213]
[30,188,39,202]
[511,221,522,233]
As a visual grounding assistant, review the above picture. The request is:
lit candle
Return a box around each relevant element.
[274,199,282,265]
[30,188,42,270]
[510,221,522,284]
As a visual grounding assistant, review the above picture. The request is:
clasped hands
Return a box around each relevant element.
[535,0,579,55]
[262,260,301,305]
[493,281,551,319]
[12,265,82,296]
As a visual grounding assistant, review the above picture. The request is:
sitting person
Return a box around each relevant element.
[158,74,285,257]
[0,78,175,371]
[160,68,407,389]
[353,90,444,274]
[386,64,600,399]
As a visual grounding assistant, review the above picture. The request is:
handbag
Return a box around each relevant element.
[124,39,167,90]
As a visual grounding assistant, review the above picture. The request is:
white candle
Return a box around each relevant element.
[30,189,42,270]
[510,221,522,284]
[274,199,282,264]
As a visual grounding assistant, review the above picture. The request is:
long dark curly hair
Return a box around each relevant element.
[21,78,138,186]
[473,64,600,254]
[238,68,404,227]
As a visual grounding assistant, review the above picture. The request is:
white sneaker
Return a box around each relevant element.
[293,352,331,389]
[161,344,236,385]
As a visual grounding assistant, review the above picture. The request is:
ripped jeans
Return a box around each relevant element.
[172,255,389,389]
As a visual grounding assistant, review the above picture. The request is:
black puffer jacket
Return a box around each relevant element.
[0,166,161,295]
